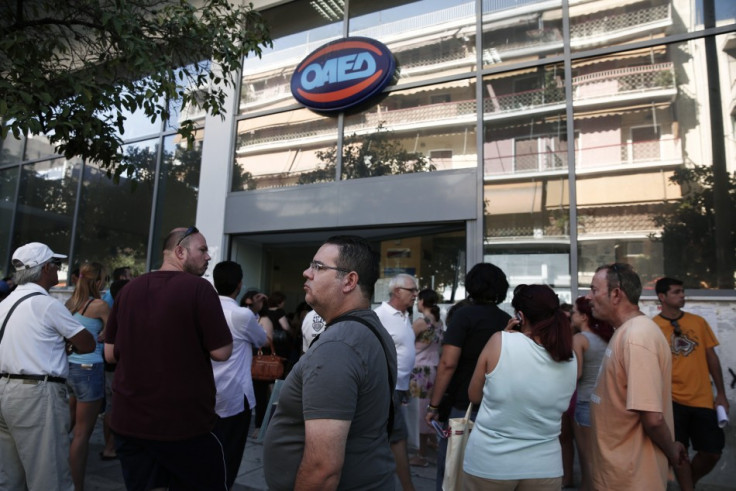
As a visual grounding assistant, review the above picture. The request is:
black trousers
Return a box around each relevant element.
[213,396,252,489]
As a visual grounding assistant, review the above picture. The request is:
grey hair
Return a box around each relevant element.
[14,263,44,285]
[388,273,417,296]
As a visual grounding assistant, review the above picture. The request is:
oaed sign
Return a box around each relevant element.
[291,37,396,113]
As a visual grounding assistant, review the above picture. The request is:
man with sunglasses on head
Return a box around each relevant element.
[653,277,728,491]
[263,235,397,491]
[586,263,687,490]
[0,242,95,491]
[104,227,233,490]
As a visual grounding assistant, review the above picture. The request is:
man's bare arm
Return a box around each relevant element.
[706,347,729,412]
[640,410,688,468]
[294,419,351,491]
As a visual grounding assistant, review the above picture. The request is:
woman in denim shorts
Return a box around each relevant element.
[65,262,110,490]
[571,296,614,491]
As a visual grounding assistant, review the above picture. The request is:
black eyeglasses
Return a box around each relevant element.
[177,226,198,246]
[49,258,62,267]
[671,319,682,337]
[308,260,350,274]
[397,287,419,294]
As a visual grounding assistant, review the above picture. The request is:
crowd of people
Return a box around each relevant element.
[0,232,730,491]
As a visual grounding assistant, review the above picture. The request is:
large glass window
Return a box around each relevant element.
[0,166,19,278]
[73,141,157,274]
[239,1,343,114]
[13,158,81,280]
[482,0,563,70]
[233,110,338,190]
[149,131,204,269]
[575,39,735,290]
[0,133,24,165]
[350,0,475,86]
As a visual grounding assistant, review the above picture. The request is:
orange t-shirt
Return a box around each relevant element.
[653,312,719,409]
[591,315,673,490]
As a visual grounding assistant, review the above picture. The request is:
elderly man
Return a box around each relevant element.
[375,273,418,491]
[104,226,233,490]
[0,242,94,491]
[587,263,687,490]
[653,277,729,491]
[263,235,397,491]
[211,260,268,488]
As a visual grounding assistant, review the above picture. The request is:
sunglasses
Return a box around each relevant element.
[671,319,682,337]
[177,226,199,246]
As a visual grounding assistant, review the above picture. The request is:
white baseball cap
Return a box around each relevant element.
[11,242,67,271]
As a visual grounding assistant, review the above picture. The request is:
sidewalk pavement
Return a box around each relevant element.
[84,415,439,490]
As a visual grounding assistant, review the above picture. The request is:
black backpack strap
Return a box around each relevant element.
[0,292,44,346]
[325,314,396,438]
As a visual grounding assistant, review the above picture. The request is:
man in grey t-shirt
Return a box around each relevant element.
[263,235,397,490]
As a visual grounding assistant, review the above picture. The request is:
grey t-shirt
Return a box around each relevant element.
[578,330,609,402]
[263,309,397,490]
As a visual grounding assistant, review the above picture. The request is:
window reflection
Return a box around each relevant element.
[149,132,204,269]
[239,2,342,114]
[13,158,80,282]
[0,133,24,165]
[350,0,475,85]
[233,110,338,190]
[0,166,19,278]
[73,141,157,275]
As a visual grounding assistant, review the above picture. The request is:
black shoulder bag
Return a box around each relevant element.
[314,314,396,437]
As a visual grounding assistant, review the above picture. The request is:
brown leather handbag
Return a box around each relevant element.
[251,340,286,382]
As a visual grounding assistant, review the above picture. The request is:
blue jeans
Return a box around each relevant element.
[67,362,104,402]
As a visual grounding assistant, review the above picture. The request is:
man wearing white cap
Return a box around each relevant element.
[0,242,95,491]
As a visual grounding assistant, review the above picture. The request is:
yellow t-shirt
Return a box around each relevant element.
[591,315,673,490]
[653,312,719,409]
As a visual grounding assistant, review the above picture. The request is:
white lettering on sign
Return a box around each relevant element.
[300,52,377,90]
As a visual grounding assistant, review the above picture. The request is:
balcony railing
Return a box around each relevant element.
[485,138,682,177]
[570,4,671,43]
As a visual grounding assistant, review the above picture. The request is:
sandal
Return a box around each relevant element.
[409,456,429,467]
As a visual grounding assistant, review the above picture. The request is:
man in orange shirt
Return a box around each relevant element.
[653,277,729,490]
[587,263,687,490]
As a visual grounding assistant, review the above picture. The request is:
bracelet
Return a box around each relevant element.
[426,404,439,413]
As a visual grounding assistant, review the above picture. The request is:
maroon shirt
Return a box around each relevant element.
[106,271,232,440]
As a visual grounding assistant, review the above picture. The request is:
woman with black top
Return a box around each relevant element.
[425,262,510,490]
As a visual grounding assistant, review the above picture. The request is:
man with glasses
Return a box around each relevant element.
[586,263,687,490]
[264,235,397,490]
[653,277,728,490]
[0,242,95,490]
[104,227,233,490]
[375,273,419,491]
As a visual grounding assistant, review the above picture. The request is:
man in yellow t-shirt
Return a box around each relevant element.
[587,263,687,490]
[654,277,729,491]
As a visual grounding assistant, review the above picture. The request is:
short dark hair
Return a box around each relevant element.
[213,261,243,296]
[324,235,379,299]
[112,267,131,281]
[596,262,642,304]
[574,296,614,342]
[465,263,509,305]
[655,277,683,296]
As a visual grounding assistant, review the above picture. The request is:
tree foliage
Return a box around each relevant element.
[0,0,271,178]
[652,165,736,288]
[298,123,436,184]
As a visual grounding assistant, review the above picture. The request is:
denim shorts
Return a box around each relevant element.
[67,362,105,402]
[575,400,591,427]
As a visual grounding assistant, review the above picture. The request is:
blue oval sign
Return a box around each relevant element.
[291,37,396,113]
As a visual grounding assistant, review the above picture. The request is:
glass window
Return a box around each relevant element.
[23,133,57,162]
[239,1,343,114]
[233,109,338,190]
[73,140,157,275]
[149,131,204,269]
[0,133,24,165]
[0,166,19,278]
[482,0,563,69]
[13,158,81,283]
[350,0,475,85]
[483,65,571,299]
[575,39,736,290]
[338,80,477,180]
